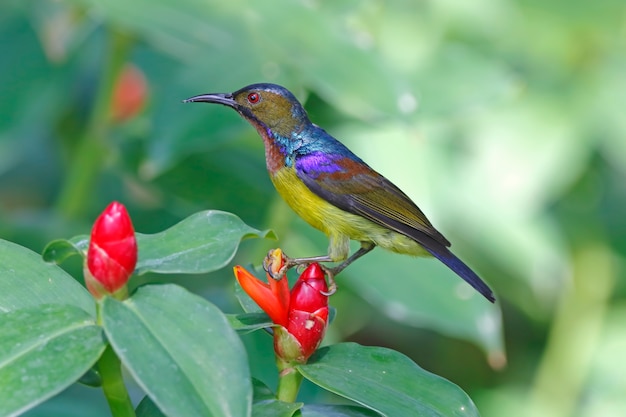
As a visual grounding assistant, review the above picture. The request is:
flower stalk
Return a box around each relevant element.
[97,344,136,417]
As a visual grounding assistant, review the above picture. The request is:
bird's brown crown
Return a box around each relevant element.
[231,84,310,137]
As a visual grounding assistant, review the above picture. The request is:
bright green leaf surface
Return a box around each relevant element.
[0,239,94,316]
[298,343,479,417]
[0,304,106,417]
[134,210,274,274]
[300,404,381,417]
[102,284,251,417]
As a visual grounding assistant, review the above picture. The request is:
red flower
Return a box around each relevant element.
[286,263,329,359]
[111,64,147,123]
[84,201,137,299]
[234,249,330,363]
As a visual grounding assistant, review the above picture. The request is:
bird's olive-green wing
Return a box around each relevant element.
[295,155,451,248]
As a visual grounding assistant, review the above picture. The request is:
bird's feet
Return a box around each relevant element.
[262,248,287,279]
[318,264,337,296]
[262,249,337,295]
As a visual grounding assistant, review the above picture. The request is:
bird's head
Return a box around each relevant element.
[184,83,311,138]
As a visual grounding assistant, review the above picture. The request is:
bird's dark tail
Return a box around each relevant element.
[424,246,495,303]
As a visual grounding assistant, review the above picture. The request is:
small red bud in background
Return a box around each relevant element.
[111,64,147,123]
[85,201,137,300]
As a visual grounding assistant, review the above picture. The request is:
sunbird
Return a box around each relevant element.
[185,83,495,302]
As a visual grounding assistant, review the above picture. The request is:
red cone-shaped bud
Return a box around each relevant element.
[285,263,329,361]
[85,202,137,299]
[289,263,328,313]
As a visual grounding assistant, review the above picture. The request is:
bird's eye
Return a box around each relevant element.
[247,93,260,104]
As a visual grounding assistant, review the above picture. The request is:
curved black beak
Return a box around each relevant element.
[183,92,237,108]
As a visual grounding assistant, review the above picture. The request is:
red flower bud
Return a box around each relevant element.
[286,263,329,360]
[85,201,137,299]
[289,263,329,313]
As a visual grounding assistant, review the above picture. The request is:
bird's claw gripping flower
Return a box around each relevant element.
[84,201,137,300]
[263,248,286,280]
[234,249,330,363]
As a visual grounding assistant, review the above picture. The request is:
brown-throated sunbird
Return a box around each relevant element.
[185,83,495,302]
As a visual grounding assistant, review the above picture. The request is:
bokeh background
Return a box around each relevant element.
[2,0,625,416]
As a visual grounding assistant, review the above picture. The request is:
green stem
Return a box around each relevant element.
[55,29,133,218]
[275,357,304,403]
[527,241,614,417]
[97,344,136,417]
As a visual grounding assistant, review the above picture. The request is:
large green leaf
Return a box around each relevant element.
[102,284,251,417]
[42,210,274,275]
[0,304,106,417]
[298,343,479,417]
[0,239,94,315]
[134,210,274,274]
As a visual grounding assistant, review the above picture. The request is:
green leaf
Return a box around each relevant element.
[136,396,167,417]
[298,343,480,417]
[102,284,251,417]
[251,380,302,417]
[77,368,102,387]
[0,304,106,417]
[135,210,275,274]
[41,235,88,264]
[300,404,381,417]
[252,378,275,402]
[43,211,275,276]
[227,312,273,333]
[0,239,94,316]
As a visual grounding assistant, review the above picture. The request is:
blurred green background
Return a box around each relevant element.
[1,0,625,416]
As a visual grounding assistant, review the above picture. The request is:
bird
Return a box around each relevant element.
[184,83,495,302]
